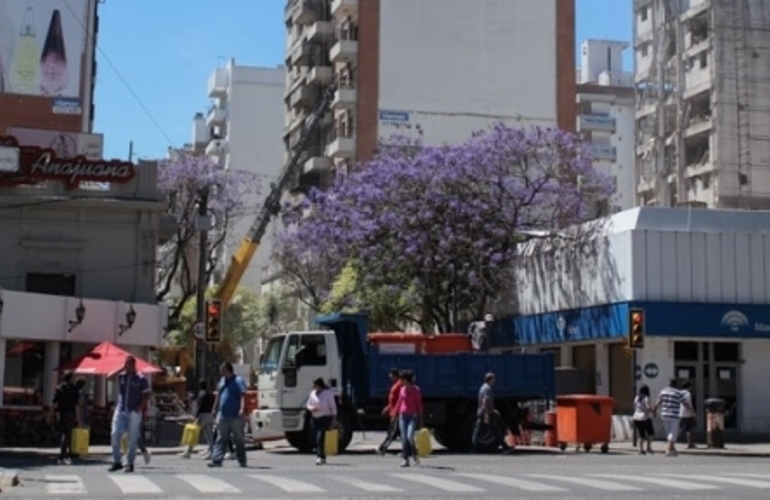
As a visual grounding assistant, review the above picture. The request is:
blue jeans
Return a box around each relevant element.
[312,416,332,459]
[111,410,141,465]
[399,414,418,460]
[212,416,246,465]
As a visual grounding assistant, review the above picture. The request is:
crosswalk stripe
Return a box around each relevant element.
[249,474,325,493]
[592,474,719,491]
[176,474,241,493]
[109,475,163,494]
[331,476,402,492]
[659,474,770,489]
[392,473,485,493]
[45,475,87,495]
[527,474,644,491]
[458,473,566,492]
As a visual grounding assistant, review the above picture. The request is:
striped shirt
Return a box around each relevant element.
[658,387,685,419]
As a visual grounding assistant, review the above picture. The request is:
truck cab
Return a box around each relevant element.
[251,330,350,451]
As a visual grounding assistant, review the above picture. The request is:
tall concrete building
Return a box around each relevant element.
[192,59,285,293]
[576,39,636,213]
[634,0,770,209]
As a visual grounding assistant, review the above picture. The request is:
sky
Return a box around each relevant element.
[93,0,633,162]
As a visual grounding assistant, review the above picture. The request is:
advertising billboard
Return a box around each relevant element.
[8,127,103,160]
[0,0,88,99]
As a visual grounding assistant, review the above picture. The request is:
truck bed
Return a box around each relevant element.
[368,349,555,401]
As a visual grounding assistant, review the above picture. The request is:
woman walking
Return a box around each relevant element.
[306,377,337,466]
[396,371,423,468]
[632,384,655,455]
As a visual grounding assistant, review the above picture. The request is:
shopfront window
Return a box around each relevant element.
[3,340,46,406]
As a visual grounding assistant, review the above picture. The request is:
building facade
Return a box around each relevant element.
[634,0,770,209]
[511,207,770,436]
[576,39,635,213]
[0,136,168,407]
[0,0,99,135]
[195,59,285,292]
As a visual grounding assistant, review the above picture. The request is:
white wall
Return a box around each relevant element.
[222,66,285,294]
[378,0,558,145]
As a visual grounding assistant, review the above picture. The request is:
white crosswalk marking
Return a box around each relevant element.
[392,473,485,493]
[45,475,87,495]
[592,474,719,491]
[527,474,644,491]
[331,476,402,492]
[659,474,770,489]
[249,474,325,493]
[109,475,163,494]
[459,473,567,492]
[176,474,241,493]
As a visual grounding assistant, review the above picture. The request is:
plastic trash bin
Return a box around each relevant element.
[555,394,615,453]
[705,398,726,449]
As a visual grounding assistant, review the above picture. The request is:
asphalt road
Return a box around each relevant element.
[3,442,770,499]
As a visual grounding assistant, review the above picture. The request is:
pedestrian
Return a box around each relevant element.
[306,377,337,466]
[472,372,510,453]
[180,379,216,459]
[679,381,696,449]
[632,384,655,455]
[654,378,693,457]
[109,356,151,473]
[396,370,423,468]
[378,368,402,456]
[49,370,82,465]
[208,362,248,468]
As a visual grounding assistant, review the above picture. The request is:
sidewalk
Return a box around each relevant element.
[609,440,770,457]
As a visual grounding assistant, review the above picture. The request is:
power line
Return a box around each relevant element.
[62,0,174,145]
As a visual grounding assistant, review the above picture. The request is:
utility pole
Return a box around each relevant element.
[195,187,210,386]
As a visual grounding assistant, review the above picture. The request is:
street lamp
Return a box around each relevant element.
[68,300,86,333]
[119,305,137,336]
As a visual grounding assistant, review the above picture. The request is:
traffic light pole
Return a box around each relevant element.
[632,348,638,447]
[195,187,210,387]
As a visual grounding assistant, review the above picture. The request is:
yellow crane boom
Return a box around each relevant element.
[214,84,338,306]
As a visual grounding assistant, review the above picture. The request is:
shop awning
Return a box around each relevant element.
[56,341,162,377]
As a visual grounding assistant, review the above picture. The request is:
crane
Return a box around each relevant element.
[214,83,338,307]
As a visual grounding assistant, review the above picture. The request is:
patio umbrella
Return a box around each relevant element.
[56,341,162,376]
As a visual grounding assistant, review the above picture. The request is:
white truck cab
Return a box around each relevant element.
[250,330,342,448]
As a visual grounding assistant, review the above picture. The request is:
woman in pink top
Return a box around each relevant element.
[396,370,423,467]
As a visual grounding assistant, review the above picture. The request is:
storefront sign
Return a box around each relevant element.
[643,363,659,379]
[0,136,136,189]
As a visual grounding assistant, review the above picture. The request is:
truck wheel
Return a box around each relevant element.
[432,427,453,449]
[285,430,314,453]
[458,412,501,453]
[337,412,354,453]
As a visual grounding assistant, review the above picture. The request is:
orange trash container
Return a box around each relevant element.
[555,394,614,453]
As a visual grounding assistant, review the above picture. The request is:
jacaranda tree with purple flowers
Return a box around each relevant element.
[277,123,615,332]
[156,151,260,321]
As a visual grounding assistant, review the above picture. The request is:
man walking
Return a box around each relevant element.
[471,372,510,453]
[378,368,402,455]
[109,356,151,473]
[655,378,694,457]
[679,381,697,449]
[49,371,82,465]
[209,362,248,468]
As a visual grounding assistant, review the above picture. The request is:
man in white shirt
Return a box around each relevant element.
[679,381,696,449]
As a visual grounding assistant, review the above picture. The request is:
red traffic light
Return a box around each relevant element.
[207,303,220,317]
[631,311,643,324]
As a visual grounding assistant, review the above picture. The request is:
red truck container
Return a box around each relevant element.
[368,333,472,354]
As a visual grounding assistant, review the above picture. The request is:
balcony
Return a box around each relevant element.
[330,39,358,63]
[287,40,313,67]
[331,85,357,110]
[306,21,334,43]
[290,86,319,110]
[307,66,333,86]
[331,0,358,18]
[684,116,713,138]
[205,139,227,157]
[304,155,333,174]
[283,110,307,138]
[578,114,616,133]
[206,106,226,127]
[590,144,617,161]
[207,68,228,98]
[327,128,355,158]
[286,0,319,25]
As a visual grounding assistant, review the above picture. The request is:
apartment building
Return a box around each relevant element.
[576,39,635,212]
[193,59,285,292]
[634,0,770,208]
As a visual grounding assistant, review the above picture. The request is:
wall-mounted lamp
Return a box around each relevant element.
[118,305,137,336]
[0,287,4,316]
[68,300,86,333]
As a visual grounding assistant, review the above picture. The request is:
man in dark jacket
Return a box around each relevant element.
[49,370,82,464]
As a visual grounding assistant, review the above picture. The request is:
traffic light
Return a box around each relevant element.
[628,308,645,349]
[206,299,222,343]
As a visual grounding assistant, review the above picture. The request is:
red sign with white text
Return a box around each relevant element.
[0,136,136,189]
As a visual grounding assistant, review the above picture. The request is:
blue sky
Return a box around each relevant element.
[93,0,632,162]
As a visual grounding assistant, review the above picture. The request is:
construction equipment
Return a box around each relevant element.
[214,84,338,308]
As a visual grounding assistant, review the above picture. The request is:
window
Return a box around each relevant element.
[641,45,649,57]
[261,336,285,371]
[641,7,648,22]
[284,334,301,367]
[296,335,327,366]
[3,340,46,406]
[26,273,75,296]
[699,52,708,69]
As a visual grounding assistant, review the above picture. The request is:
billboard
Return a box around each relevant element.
[8,127,103,160]
[0,0,88,99]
